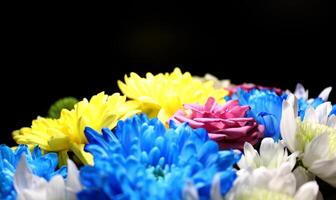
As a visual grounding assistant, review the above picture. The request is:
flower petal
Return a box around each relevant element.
[66,159,82,199]
[14,155,33,192]
[327,115,336,128]
[280,101,298,153]
[287,93,298,116]
[304,106,318,124]
[294,83,308,100]
[237,142,260,169]
[294,181,319,200]
[259,138,277,166]
[210,173,222,200]
[309,157,336,187]
[46,175,66,200]
[302,133,329,169]
[269,163,296,196]
[315,102,332,124]
[318,86,332,101]
[14,155,48,200]
[183,181,199,200]
[293,166,314,190]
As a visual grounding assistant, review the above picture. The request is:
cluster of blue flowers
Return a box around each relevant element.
[79,114,241,200]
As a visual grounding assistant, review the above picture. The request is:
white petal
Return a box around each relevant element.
[302,133,329,168]
[287,151,300,171]
[259,138,280,167]
[210,173,223,200]
[47,175,66,200]
[294,181,319,200]
[19,189,47,200]
[238,142,260,169]
[252,167,273,188]
[66,159,82,199]
[315,102,332,124]
[225,169,250,200]
[277,162,294,176]
[327,115,336,128]
[293,166,315,190]
[304,106,318,124]
[309,158,336,187]
[318,87,332,101]
[294,83,308,100]
[280,101,298,153]
[14,155,48,200]
[14,155,33,192]
[286,93,298,117]
[236,155,248,169]
[269,163,296,196]
[183,180,199,200]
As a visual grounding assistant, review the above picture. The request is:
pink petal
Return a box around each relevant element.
[204,97,216,112]
[173,114,204,128]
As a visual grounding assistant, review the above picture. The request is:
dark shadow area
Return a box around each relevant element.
[2,2,335,145]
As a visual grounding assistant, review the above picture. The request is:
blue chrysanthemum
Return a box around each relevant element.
[0,145,66,200]
[234,89,284,140]
[78,114,241,200]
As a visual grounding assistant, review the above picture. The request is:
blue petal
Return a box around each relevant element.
[0,145,15,166]
[32,146,42,159]
[219,169,237,195]
[77,189,109,200]
[330,105,336,116]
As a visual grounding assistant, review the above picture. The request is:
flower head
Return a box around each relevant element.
[79,114,241,200]
[13,156,81,200]
[235,89,284,140]
[118,68,228,124]
[13,92,139,165]
[281,93,336,186]
[225,163,319,200]
[0,145,66,200]
[170,97,264,150]
[238,138,298,170]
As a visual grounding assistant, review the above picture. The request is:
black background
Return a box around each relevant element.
[1,1,335,146]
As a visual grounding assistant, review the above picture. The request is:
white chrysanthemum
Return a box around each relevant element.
[225,163,319,200]
[238,138,298,170]
[14,155,82,200]
[281,93,336,187]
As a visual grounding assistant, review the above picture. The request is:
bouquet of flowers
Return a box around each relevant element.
[1,68,335,200]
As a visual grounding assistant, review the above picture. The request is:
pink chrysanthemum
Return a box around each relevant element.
[170,97,264,150]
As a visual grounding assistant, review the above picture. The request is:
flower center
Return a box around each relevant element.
[152,167,165,179]
[237,188,293,200]
[297,120,336,157]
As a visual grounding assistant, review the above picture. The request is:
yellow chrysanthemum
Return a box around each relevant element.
[118,68,228,123]
[13,92,139,165]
